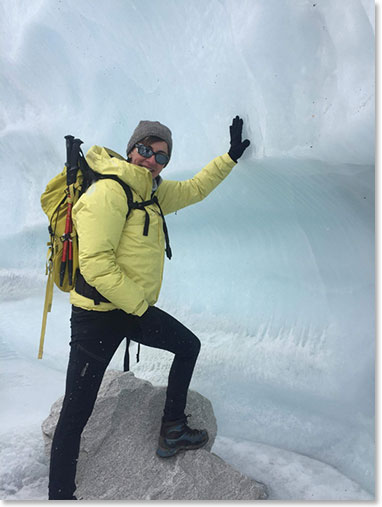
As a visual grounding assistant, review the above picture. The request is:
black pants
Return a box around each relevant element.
[48,305,201,500]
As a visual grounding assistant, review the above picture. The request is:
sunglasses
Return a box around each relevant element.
[135,143,169,165]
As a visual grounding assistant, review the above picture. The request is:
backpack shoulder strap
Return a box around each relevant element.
[94,173,134,218]
[88,172,172,259]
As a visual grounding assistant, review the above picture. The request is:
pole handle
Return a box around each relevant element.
[67,138,83,185]
[64,135,74,169]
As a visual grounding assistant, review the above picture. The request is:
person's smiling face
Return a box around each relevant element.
[129,140,169,179]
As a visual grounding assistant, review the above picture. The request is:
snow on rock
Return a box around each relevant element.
[42,370,267,500]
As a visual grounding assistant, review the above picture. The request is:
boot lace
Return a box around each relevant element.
[183,414,202,435]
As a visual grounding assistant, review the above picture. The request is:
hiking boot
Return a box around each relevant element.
[156,415,209,458]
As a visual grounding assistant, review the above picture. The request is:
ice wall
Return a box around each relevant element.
[0,0,375,235]
[0,0,375,495]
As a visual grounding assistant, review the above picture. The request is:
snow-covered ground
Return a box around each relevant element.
[0,274,374,500]
[0,335,373,502]
[214,437,372,501]
[0,428,373,501]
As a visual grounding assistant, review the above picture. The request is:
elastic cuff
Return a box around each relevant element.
[227,151,238,163]
[134,300,149,317]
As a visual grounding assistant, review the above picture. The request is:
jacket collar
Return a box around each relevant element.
[152,175,163,193]
[86,145,155,200]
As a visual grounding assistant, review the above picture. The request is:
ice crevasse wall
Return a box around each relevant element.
[0,0,375,495]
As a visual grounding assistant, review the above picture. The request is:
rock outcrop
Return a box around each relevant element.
[42,370,267,500]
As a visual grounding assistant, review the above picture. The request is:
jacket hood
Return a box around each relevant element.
[85,145,155,200]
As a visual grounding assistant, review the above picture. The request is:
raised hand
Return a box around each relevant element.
[228,115,250,162]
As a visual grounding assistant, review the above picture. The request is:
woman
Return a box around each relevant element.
[48,116,250,500]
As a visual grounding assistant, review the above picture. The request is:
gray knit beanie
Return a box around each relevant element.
[126,120,172,159]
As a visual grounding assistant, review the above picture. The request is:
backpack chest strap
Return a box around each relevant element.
[128,195,172,259]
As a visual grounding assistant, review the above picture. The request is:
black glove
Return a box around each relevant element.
[228,115,250,162]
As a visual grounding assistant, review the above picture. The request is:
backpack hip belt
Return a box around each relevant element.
[75,270,110,305]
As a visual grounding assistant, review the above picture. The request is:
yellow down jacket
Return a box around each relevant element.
[70,145,236,316]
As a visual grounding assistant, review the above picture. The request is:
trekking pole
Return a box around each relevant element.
[67,138,83,286]
[59,137,82,287]
[58,136,74,286]
[59,196,71,286]
[68,208,74,286]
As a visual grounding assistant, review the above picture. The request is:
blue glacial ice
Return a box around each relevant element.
[0,0,374,500]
